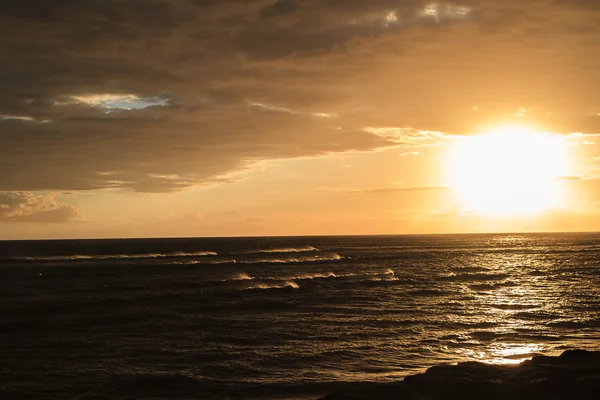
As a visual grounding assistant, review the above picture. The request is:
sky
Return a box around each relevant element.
[1,0,600,239]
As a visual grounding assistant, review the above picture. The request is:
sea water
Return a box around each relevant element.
[1,233,599,399]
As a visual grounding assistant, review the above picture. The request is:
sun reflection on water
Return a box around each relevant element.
[490,343,545,364]
[422,243,579,368]
[453,343,547,365]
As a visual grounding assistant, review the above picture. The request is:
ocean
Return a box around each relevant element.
[1,233,599,399]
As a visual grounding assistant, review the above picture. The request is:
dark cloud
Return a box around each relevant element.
[260,0,298,18]
[0,107,389,193]
[0,192,81,223]
[1,0,599,193]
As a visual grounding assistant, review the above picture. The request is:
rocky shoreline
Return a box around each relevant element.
[319,350,600,400]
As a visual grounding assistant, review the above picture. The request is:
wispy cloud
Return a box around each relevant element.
[344,185,448,194]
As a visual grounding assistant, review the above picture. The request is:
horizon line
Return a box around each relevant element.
[1,229,599,242]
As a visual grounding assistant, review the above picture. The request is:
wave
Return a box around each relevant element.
[451,266,492,273]
[248,246,319,254]
[212,268,404,286]
[301,269,403,284]
[171,258,236,265]
[25,254,96,261]
[24,251,218,262]
[245,280,299,290]
[469,281,517,291]
[278,272,338,280]
[228,271,336,282]
[513,311,558,321]
[440,272,510,282]
[408,289,452,297]
[171,251,218,257]
[490,303,539,311]
[239,252,342,264]
[547,320,592,329]
[336,268,394,277]
[218,269,399,284]
[368,276,400,282]
[528,270,547,276]
[25,251,341,266]
[230,272,254,281]
[366,269,399,281]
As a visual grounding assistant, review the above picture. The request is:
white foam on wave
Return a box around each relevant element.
[286,272,337,280]
[170,258,236,265]
[367,269,398,281]
[166,253,341,265]
[239,253,342,264]
[245,280,299,290]
[254,269,397,282]
[239,268,398,287]
[369,276,400,282]
[172,251,218,257]
[326,268,398,281]
[339,268,395,277]
[242,246,319,254]
[230,272,254,281]
[28,250,218,262]
[218,271,336,283]
[25,255,95,261]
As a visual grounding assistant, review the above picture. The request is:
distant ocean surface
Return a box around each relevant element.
[1,233,600,399]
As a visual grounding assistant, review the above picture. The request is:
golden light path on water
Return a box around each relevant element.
[447,249,556,365]
[436,235,597,366]
[327,244,573,381]
[346,233,600,376]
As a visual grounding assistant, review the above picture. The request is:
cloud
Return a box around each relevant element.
[0,192,81,223]
[260,0,298,18]
[1,0,600,193]
[344,185,448,194]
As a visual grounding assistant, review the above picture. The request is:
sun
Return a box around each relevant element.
[448,126,569,216]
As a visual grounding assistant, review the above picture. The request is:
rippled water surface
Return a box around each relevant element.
[1,233,599,399]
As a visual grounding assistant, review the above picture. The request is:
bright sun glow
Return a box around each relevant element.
[449,126,570,216]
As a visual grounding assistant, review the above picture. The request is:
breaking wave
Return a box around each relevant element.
[21,250,343,266]
[171,258,236,265]
[239,246,319,254]
[245,281,300,290]
[216,269,403,284]
[24,251,218,262]
[440,272,510,282]
[239,252,342,264]
[283,272,338,280]
[230,272,254,281]
[256,246,319,253]
[369,276,399,282]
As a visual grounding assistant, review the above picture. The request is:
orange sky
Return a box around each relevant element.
[1,1,600,239]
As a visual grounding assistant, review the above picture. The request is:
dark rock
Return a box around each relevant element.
[559,349,599,363]
[318,350,600,400]
[321,382,419,400]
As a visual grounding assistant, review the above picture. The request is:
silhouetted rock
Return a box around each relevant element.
[320,382,419,400]
[318,350,600,400]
